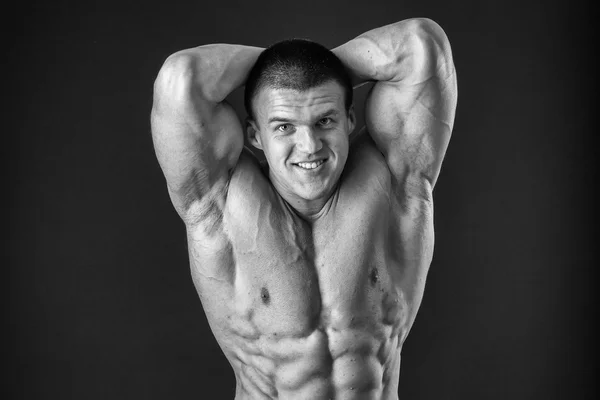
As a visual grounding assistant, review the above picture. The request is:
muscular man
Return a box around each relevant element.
[151,18,457,399]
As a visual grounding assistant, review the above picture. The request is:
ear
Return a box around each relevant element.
[246,118,263,150]
[347,105,356,135]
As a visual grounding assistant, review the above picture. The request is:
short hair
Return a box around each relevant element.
[244,38,353,121]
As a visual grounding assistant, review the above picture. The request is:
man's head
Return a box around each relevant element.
[244,39,355,208]
[244,39,353,120]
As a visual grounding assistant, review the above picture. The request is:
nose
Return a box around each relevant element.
[296,127,323,154]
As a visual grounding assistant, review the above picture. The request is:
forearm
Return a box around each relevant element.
[158,44,264,104]
[332,18,453,87]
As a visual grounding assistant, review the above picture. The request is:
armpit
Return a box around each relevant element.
[180,167,212,210]
[392,170,433,211]
[179,172,230,234]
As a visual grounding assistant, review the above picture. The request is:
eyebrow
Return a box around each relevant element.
[267,109,339,125]
[267,116,295,125]
[316,109,339,119]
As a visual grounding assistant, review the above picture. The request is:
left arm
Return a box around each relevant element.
[332,18,457,192]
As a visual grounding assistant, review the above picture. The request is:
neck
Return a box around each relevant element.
[283,194,333,221]
[267,169,338,221]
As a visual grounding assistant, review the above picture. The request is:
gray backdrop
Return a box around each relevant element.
[6,0,596,398]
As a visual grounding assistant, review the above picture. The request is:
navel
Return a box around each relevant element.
[260,287,271,305]
[370,268,379,286]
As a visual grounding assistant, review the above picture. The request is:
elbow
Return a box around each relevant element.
[414,18,453,67]
[153,50,223,104]
[153,51,199,105]
[390,18,455,82]
[411,18,449,47]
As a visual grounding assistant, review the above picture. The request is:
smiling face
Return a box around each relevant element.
[247,80,356,214]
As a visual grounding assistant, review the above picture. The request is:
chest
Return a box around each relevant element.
[211,181,405,339]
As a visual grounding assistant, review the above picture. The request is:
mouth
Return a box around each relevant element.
[293,159,327,170]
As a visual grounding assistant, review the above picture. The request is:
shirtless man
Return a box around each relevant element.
[151,18,457,400]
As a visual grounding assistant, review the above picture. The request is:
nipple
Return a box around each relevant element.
[370,268,379,286]
[260,287,271,305]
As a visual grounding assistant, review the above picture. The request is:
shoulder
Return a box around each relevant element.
[228,148,275,196]
[341,129,432,210]
[342,130,392,193]
[333,131,394,217]
[226,148,282,217]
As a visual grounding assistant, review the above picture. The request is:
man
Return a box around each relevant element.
[151,17,457,400]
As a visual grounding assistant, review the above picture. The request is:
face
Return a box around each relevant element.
[248,81,355,206]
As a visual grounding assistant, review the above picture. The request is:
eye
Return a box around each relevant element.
[277,124,293,133]
[317,117,333,127]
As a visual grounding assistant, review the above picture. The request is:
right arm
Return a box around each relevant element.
[151,44,263,223]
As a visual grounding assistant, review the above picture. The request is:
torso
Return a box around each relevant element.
[185,136,434,400]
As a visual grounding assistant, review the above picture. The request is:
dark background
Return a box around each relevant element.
[6,0,596,399]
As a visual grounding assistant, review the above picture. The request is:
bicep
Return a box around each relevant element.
[364,23,457,190]
[150,55,243,215]
[366,71,457,191]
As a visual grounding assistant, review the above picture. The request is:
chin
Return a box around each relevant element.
[295,183,334,201]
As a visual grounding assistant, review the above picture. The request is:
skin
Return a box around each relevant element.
[151,18,457,400]
[247,81,355,217]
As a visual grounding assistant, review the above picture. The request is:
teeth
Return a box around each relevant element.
[297,160,324,170]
